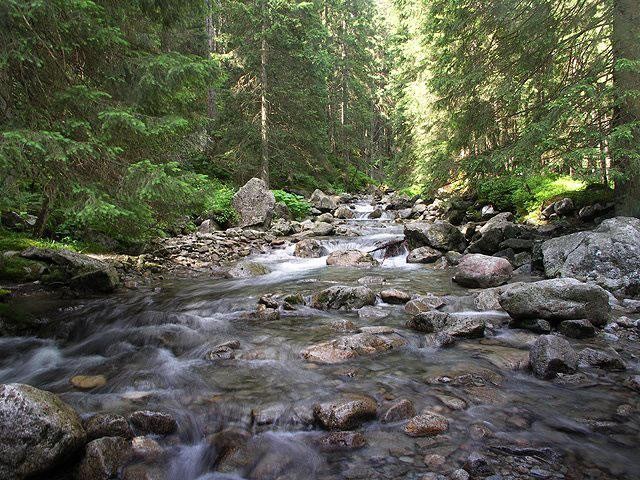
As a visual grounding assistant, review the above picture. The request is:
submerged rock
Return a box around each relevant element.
[313,396,377,430]
[70,374,107,390]
[542,217,640,296]
[227,261,269,278]
[403,412,449,437]
[453,254,513,288]
[294,239,328,258]
[381,399,416,423]
[326,249,378,267]
[301,330,407,364]
[0,383,86,479]
[232,178,275,229]
[129,411,177,435]
[529,335,578,379]
[499,278,611,326]
[317,431,367,451]
[310,285,376,310]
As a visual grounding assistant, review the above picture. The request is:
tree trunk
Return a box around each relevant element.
[340,3,350,167]
[612,0,640,217]
[33,188,54,238]
[205,0,218,121]
[260,0,270,186]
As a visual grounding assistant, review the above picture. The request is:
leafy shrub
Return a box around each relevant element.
[202,184,238,227]
[272,190,311,219]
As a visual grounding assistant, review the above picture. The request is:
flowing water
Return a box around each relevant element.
[1,200,639,479]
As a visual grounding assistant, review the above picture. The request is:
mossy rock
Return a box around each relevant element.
[0,256,47,283]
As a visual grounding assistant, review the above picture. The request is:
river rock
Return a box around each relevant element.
[369,208,383,219]
[326,250,378,267]
[558,319,596,339]
[231,178,275,229]
[453,254,513,288]
[509,318,552,334]
[318,431,367,451]
[77,436,133,480]
[381,399,416,423]
[578,347,626,371]
[312,221,334,236]
[444,315,486,338]
[334,206,355,219]
[294,239,327,258]
[542,217,640,296]
[129,411,177,435]
[404,294,446,315]
[227,261,269,278]
[406,311,450,333]
[529,335,578,379]
[403,412,449,437]
[379,289,411,304]
[0,383,86,479]
[404,221,466,252]
[84,413,133,441]
[310,189,339,212]
[406,246,443,264]
[71,374,107,390]
[313,396,377,430]
[301,330,407,364]
[20,247,119,293]
[310,285,376,310]
[474,283,525,311]
[499,278,611,326]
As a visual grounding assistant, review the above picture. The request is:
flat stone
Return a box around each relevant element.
[314,396,377,430]
[71,375,107,390]
[404,413,449,437]
[129,411,177,435]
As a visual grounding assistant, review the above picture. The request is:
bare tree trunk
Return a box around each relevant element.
[340,3,350,169]
[260,0,270,186]
[34,187,54,238]
[612,0,640,216]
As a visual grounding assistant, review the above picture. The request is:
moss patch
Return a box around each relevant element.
[0,256,47,282]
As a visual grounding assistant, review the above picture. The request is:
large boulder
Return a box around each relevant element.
[310,189,339,212]
[406,246,443,264]
[326,250,378,267]
[468,213,529,255]
[499,278,611,326]
[529,335,578,379]
[541,217,640,296]
[333,206,355,219]
[232,178,276,228]
[310,285,376,310]
[294,239,328,258]
[20,247,119,293]
[453,254,513,288]
[301,330,407,364]
[0,383,86,479]
[404,221,466,252]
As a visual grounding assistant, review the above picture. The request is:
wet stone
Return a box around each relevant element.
[558,319,596,339]
[129,411,177,435]
[578,347,626,371]
[71,374,107,390]
[77,436,133,480]
[313,396,377,430]
[382,399,416,423]
[404,412,449,437]
[84,413,133,441]
[380,288,411,304]
[318,431,367,451]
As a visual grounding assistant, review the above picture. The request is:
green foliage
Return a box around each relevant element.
[476,174,612,218]
[202,185,238,227]
[272,190,311,219]
[0,256,45,283]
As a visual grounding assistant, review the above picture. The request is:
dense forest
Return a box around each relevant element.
[0,0,638,248]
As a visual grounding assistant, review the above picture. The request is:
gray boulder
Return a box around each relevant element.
[334,206,355,219]
[312,221,334,236]
[232,178,275,228]
[542,217,640,296]
[406,246,443,264]
[578,347,626,371]
[404,221,466,252]
[499,278,610,326]
[76,436,132,480]
[558,319,595,339]
[453,254,513,288]
[310,285,376,310]
[301,329,407,364]
[529,335,578,379]
[310,189,339,212]
[294,239,328,258]
[21,247,119,293]
[0,383,86,479]
[379,289,411,304]
[326,250,378,267]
